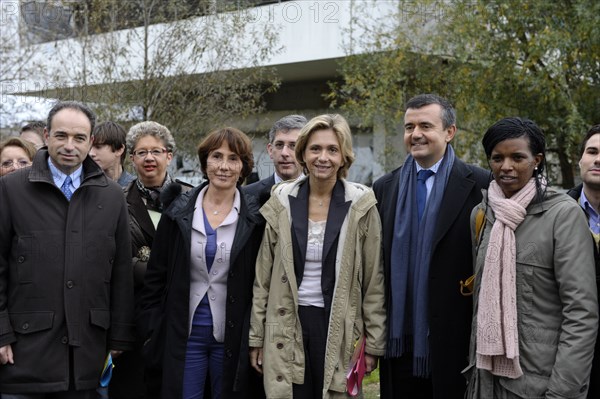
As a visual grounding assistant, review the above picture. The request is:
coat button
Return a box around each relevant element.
[281,275,288,283]
[217,258,223,263]
[210,295,216,301]
[227,320,234,328]
[276,375,283,382]
[276,343,283,349]
[109,258,114,264]
[229,271,235,277]
[225,349,232,358]
[66,281,74,289]
[17,256,25,263]
[61,336,68,344]
[278,308,286,316]
[22,323,29,330]
[229,295,235,303]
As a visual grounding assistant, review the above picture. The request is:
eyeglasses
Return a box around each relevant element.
[1,160,31,169]
[132,148,168,159]
[273,142,295,151]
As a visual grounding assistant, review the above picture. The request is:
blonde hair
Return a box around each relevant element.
[0,137,36,161]
[294,114,355,179]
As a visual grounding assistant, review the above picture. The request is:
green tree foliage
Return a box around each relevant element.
[331,0,600,186]
[55,0,280,152]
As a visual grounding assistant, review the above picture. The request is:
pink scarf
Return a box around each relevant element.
[476,177,540,379]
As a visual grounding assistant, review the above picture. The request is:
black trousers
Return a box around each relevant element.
[292,305,328,399]
[380,354,433,399]
[2,347,98,399]
[1,391,96,399]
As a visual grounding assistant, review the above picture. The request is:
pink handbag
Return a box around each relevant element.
[346,336,366,396]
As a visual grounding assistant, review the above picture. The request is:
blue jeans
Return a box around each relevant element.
[182,325,224,399]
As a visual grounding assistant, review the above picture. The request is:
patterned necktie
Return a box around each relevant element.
[417,169,434,222]
[61,176,73,201]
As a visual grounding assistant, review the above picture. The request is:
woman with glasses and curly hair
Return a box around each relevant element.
[110,121,191,399]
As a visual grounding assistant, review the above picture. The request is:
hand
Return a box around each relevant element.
[249,347,263,374]
[0,345,14,365]
[110,350,123,359]
[364,354,378,375]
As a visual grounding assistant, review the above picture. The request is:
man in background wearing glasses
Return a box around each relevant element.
[0,101,135,397]
[244,114,306,206]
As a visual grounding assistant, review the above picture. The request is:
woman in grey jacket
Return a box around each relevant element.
[465,117,598,398]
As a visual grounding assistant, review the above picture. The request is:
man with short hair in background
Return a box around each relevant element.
[19,121,46,150]
[567,123,600,399]
[0,101,135,398]
[244,114,306,205]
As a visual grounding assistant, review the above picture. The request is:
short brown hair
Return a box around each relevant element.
[93,121,128,165]
[197,127,254,184]
[0,137,36,161]
[579,124,600,157]
[20,121,45,137]
[294,114,355,179]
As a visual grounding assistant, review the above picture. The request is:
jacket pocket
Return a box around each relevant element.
[142,315,165,370]
[462,363,477,399]
[89,308,110,330]
[499,372,548,399]
[10,311,54,334]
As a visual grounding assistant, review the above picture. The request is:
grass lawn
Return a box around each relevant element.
[362,368,380,399]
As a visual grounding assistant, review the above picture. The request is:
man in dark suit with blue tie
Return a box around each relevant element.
[374,94,490,399]
[244,115,306,206]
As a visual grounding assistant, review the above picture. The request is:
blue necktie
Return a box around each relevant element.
[417,169,434,222]
[61,176,73,201]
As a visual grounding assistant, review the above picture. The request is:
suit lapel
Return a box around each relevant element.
[127,184,157,243]
[265,175,275,188]
[229,193,257,267]
[383,169,401,252]
[289,181,309,272]
[433,161,475,245]
[323,180,351,261]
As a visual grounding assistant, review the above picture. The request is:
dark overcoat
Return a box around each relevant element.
[110,179,191,399]
[0,150,135,393]
[243,174,275,208]
[373,158,490,399]
[566,184,600,399]
[139,183,265,399]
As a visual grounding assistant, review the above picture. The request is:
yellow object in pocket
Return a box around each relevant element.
[460,275,475,296]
